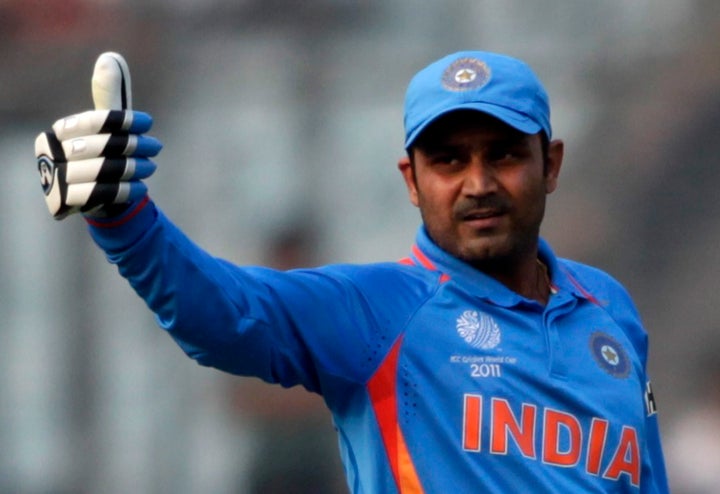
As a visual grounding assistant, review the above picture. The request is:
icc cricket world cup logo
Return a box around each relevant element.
[456,310,501,350]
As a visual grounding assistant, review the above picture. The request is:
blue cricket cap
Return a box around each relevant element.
[404,51,552,149]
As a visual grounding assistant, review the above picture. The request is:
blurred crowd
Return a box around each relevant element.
[1,1,720,492]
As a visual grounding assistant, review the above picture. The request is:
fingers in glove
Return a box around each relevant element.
[62,134,162,160]
[66,180,148,208]
[66,157,157,183]
[52,110,153,140]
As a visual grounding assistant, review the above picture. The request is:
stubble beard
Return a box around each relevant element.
[422,211,544,275]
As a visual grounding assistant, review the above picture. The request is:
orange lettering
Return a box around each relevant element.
[459,394,642,488]
[586,418,609,475]
[463,394,482,451]
[604,426,640,487]
[543,409,582,466]
[491,398,536,458]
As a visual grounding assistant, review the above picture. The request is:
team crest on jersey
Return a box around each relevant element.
[456,310,501,350]
[590,332,630,379]
[442,57,491,92]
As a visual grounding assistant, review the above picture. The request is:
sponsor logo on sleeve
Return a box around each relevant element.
[644,380,658,416]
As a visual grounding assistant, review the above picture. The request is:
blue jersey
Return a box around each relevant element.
[87,199,669,493]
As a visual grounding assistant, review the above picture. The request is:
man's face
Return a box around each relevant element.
[398,111,563,269]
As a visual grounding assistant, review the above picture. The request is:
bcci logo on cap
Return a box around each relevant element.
[442,57,491,92]
[456,310,501,350]
[590,332,630,379]
[38,155,56,196]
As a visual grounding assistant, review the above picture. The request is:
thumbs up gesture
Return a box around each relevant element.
[34,52,161,219]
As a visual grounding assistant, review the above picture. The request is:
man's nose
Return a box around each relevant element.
[462,157,497,196]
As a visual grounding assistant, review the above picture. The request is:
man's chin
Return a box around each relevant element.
[456,239,510,265]
[428,228,520,264]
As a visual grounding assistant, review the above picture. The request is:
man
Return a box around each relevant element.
[35,50,669,492]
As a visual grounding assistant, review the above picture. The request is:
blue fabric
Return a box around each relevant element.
[127,111,154,134]
[87,201,669,493]
[404,50,552,148]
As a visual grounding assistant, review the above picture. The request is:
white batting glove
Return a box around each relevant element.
[34,52,162,219]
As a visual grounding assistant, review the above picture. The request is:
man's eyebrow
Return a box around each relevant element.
[416,142,457,154]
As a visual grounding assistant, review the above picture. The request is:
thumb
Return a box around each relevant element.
[91,52,132,111]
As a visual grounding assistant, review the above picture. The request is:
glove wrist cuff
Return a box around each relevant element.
[86,196,156,252]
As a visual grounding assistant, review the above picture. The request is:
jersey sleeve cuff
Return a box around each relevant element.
[85,196,157,252]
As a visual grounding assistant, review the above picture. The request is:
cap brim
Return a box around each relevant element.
[405,102,542,149]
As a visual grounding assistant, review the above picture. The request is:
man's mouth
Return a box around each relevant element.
[462,209,504,221]
[459,209,507,229]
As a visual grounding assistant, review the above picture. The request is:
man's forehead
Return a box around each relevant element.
[413,110,532,149]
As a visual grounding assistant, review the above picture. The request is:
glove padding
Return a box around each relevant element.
[35,109,161,219]
[36,51,161,220]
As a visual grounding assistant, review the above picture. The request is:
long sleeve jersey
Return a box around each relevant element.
[86,198,669,493]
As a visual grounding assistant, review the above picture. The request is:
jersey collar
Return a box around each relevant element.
[408,226,594,306]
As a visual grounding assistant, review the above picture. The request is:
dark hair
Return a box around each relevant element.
[540,131,550,174]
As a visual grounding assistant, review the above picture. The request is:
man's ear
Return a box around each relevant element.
[545,139,564,194]
[398,155,419,207]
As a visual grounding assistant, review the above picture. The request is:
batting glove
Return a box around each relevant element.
[34,52,162,220]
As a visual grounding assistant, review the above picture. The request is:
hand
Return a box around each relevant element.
[34,52,162,220]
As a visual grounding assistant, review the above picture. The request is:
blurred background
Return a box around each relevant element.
[2,0,720,492]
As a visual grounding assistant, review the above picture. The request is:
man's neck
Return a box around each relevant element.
[472,254,550,305]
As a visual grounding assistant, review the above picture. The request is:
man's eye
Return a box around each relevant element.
[496,152,515,161]
[488,148,521,163]
[431,154,461,165]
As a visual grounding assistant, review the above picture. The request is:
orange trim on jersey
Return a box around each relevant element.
[398,257,415,266]
[367,336,425,494]
[411,244,436,270]
[408,245,450,283]
[563,269,602,306]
